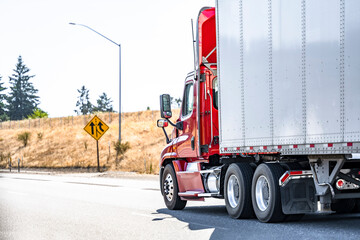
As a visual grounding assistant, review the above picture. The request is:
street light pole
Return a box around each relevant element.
[69,23,121,142]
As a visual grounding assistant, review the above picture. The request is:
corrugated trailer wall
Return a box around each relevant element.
[216,0,360,154]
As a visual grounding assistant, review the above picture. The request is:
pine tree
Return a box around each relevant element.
[0,75,8,121]
[75,85,93,115]
[93,92,114,112]
[175,98,182,107]
[7,56,39,120]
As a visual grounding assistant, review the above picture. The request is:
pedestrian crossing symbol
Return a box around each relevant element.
[84,115,109,141]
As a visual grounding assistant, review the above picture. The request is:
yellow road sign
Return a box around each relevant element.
[84,115,109,141]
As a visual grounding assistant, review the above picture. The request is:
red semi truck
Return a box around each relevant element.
[157,0,360,222]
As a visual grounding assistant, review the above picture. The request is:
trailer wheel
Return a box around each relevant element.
[353,199,360,213]
[252,163,285,223]
[162,164,187,210]
[224,163,254,219]
[332,199,356,214]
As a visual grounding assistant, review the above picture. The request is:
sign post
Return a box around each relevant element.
[96,140,100,172]
[84,115,109,172]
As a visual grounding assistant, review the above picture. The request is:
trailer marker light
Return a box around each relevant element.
[328,143,333,147]
[280,173,290,183]
[336,179,344,189]
[236,147,240,151]
[277,145,282,149]
[290,171,303,175]
[250,147,254,150]
[280,170,313,186]
[263,146,267,150]
[347,142,353,147]
[293,145,298,148]
[224,148,228,151]
[310,144,315,148]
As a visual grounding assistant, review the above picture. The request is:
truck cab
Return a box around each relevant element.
[159,7,218,164]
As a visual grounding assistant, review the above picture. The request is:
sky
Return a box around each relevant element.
[0,0,215,117]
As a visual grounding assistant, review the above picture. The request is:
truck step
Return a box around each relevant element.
[178,191,203,197]
[198,192,221,197]
[178,191,220,198]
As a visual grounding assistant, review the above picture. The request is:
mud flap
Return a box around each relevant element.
[280,178,316,214]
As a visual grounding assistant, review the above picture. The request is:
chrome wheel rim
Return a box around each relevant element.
[227,175,240,208]
[255,175,270,211]
[163,173,174,202]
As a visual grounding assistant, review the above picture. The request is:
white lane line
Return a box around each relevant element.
[131,212,229,230]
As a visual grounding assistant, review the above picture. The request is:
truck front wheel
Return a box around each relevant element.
[162,164,187,210]
[251,163,285,223]
[224,163,254,218]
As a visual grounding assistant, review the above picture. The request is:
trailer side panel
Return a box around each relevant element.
[217,0,360,154]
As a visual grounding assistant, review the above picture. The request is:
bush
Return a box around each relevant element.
[27,108,48,119]
[37,132,43,140]
[113,140,130,167]
[17,132,31,147]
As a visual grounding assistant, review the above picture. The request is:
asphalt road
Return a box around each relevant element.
[1,171,360,240]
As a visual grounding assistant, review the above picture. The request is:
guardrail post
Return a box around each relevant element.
[9,158,11,172]
[18,158,20,172]
[108,141,111,163]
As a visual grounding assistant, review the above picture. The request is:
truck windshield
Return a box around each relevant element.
[213,77,218,109]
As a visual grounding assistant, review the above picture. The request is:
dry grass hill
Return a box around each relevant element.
[0,109,179,174]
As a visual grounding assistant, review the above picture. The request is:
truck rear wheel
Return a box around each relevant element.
[252,163,285,223]
[224,163,254,219]
[162,164,187,210]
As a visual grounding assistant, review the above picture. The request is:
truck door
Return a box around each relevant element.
[199,70,219,157]
[175,76,198,158]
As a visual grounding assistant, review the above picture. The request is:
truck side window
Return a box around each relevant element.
[182,83,194,117]
[212,77,218,109]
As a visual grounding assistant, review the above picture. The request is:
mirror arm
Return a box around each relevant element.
[167,119,177,127]
[167,119,183,131]
[162,127,170,144]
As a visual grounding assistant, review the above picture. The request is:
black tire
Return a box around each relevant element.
[162,164,187,210]
[224,163,254,219]
[332,199,356,214]
[252,163,286,223]
[353,199,360,213]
